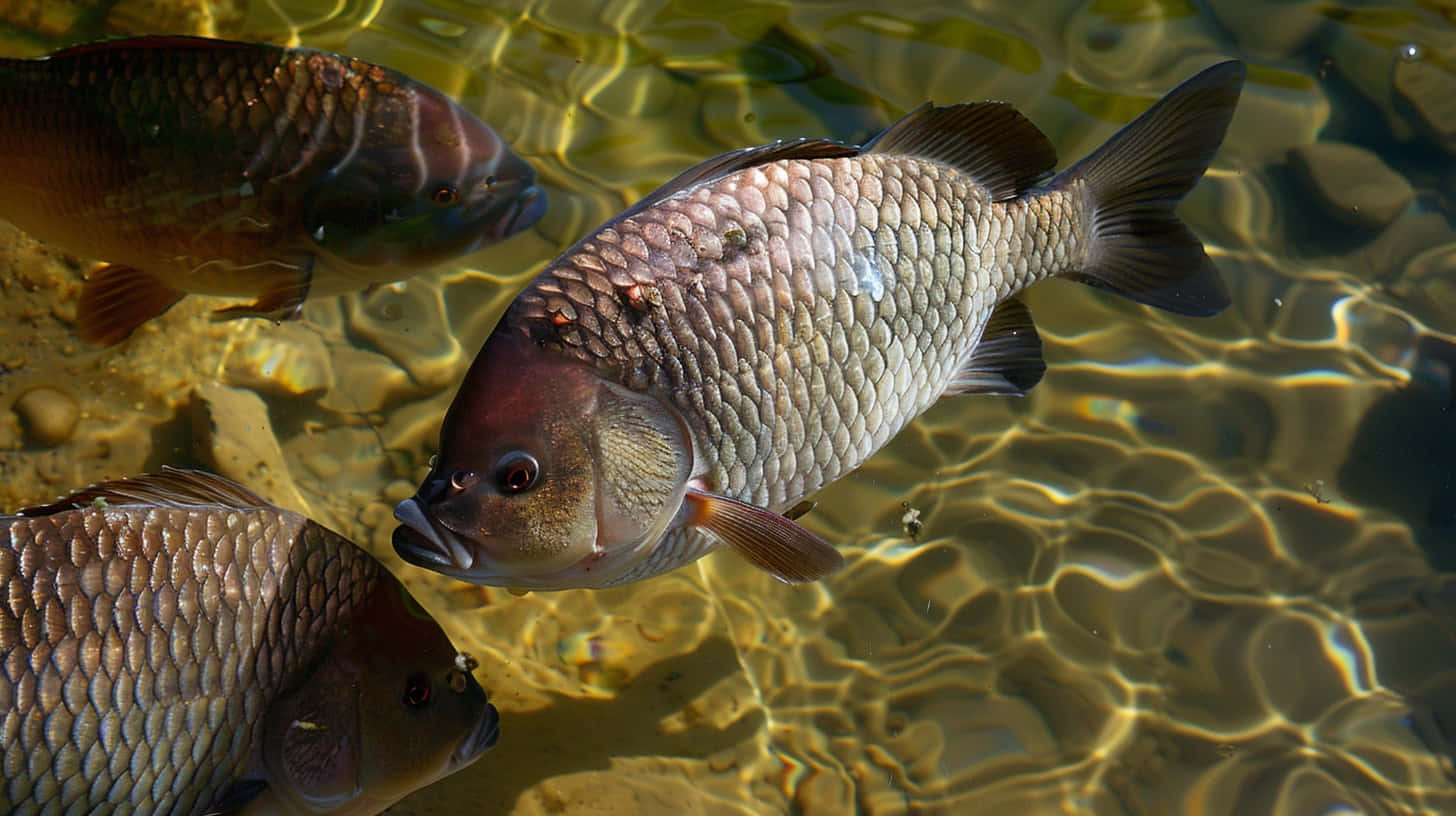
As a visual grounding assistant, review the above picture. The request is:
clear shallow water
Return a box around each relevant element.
[2,1,1455,813]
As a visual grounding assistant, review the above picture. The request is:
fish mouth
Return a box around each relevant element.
[393,498,475,572]
[495,183,546,238]
[453,702,501,766]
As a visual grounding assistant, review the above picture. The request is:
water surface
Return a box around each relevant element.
[2,1,1455,813]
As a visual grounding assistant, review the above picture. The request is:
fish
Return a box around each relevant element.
[392,60,1247,590]
[0,35,546,345]
[0,467,499,815]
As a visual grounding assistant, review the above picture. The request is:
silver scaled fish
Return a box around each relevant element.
[0,35,545,345]
[393,61,1246,590]
[0,468,499,815]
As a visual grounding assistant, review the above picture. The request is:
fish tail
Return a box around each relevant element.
[1052,60,1245,317]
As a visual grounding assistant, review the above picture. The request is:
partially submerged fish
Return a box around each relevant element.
[0,35,545,345]
[1,468,499,815]
[393,61,1246,590]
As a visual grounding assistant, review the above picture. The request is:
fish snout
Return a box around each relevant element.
[392,496,475,572]
[454,702,501,766]
[504,184,547,236]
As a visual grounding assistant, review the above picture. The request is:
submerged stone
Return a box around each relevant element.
[13,385,80,446]
[1288,142,1413,230]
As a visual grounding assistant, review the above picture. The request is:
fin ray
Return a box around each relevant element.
[866,102,1057,201]
[76,264,185,346]
[945,298,1045,396]
[685,489,843,582]
[19,467,270,516]
[1052,60,1246,316]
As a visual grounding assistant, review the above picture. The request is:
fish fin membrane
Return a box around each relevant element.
[865,101,1057,201]
[210,259,314,323]
[686,489,844,583]
[76,264,185,346]
[19,466,269,516]
[1054,60,1246,317]
[944,297,1045,396]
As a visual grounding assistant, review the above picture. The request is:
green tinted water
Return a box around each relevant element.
[2,1,1455,814]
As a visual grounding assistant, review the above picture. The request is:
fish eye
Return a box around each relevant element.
[431,185,459,206]
[449,471,478,492]
[495,451,538,494]
[484,175,497,187]
[403,672,433,707]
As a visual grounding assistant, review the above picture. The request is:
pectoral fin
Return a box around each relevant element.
[944,297,1045,397]
[76,264,185,346]
[684,489,844,582]
[210,256,314,323]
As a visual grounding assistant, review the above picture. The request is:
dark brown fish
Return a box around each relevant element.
[1,468,498,815]
[0,35,545,345]
[393,61,1245,591]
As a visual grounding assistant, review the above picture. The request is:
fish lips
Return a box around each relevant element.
[455,702,501,766]
[497,182,546,238]
[393,498,475,573]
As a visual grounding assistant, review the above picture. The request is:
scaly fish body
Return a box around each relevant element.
[394,62,1246,590]
[0,35,545,345]
[1,469,498,815]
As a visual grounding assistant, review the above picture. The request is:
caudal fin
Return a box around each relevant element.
[1053,60,1245,317]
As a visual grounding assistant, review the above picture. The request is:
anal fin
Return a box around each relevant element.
[76,264,185,346]
[210,256,314,323]
[944,297,1045,397]
[685,489,844,583]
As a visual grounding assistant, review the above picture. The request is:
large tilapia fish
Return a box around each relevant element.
[393,61,1246,590]
[0,468,499,815]
[0,35,545,345]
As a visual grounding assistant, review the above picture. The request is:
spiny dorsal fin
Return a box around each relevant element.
[618,138,859,221]
[19,466,270,516]
[864,101,1057,201]
[944,297,1045,397]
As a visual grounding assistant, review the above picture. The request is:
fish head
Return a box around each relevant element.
[393,329,694,589]
[261,566,497,814]
[303,90,545,271]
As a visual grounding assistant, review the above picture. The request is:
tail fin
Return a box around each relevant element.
[1053,60,1246,317]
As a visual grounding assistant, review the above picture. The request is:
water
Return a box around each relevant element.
[1,1,1454,813]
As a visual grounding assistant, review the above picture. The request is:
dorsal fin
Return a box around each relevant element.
[864,101,1057,201]
[45,36,271,61]
[18,466,270,516]
[618,138,859,221]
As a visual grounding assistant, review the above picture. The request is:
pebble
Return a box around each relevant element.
[189,382,311,515]
[1393,55,1456,154]
[1204,0,1326,61]
[1287,141,1413,230]
[13,386,80,446]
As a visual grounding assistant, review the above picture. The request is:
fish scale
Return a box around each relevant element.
[512,154,1076,509]
[1,506,371,815]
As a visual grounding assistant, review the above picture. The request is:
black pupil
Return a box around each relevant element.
[404,673,431,707]
[498,453,537,493]
[433,186,456,204]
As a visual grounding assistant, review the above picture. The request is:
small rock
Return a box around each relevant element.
[13,386,80,446]
[1394,54,1456,154]
[1205,0,1326,61]
[1288,142,1413,230]
[189,383,311,515]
